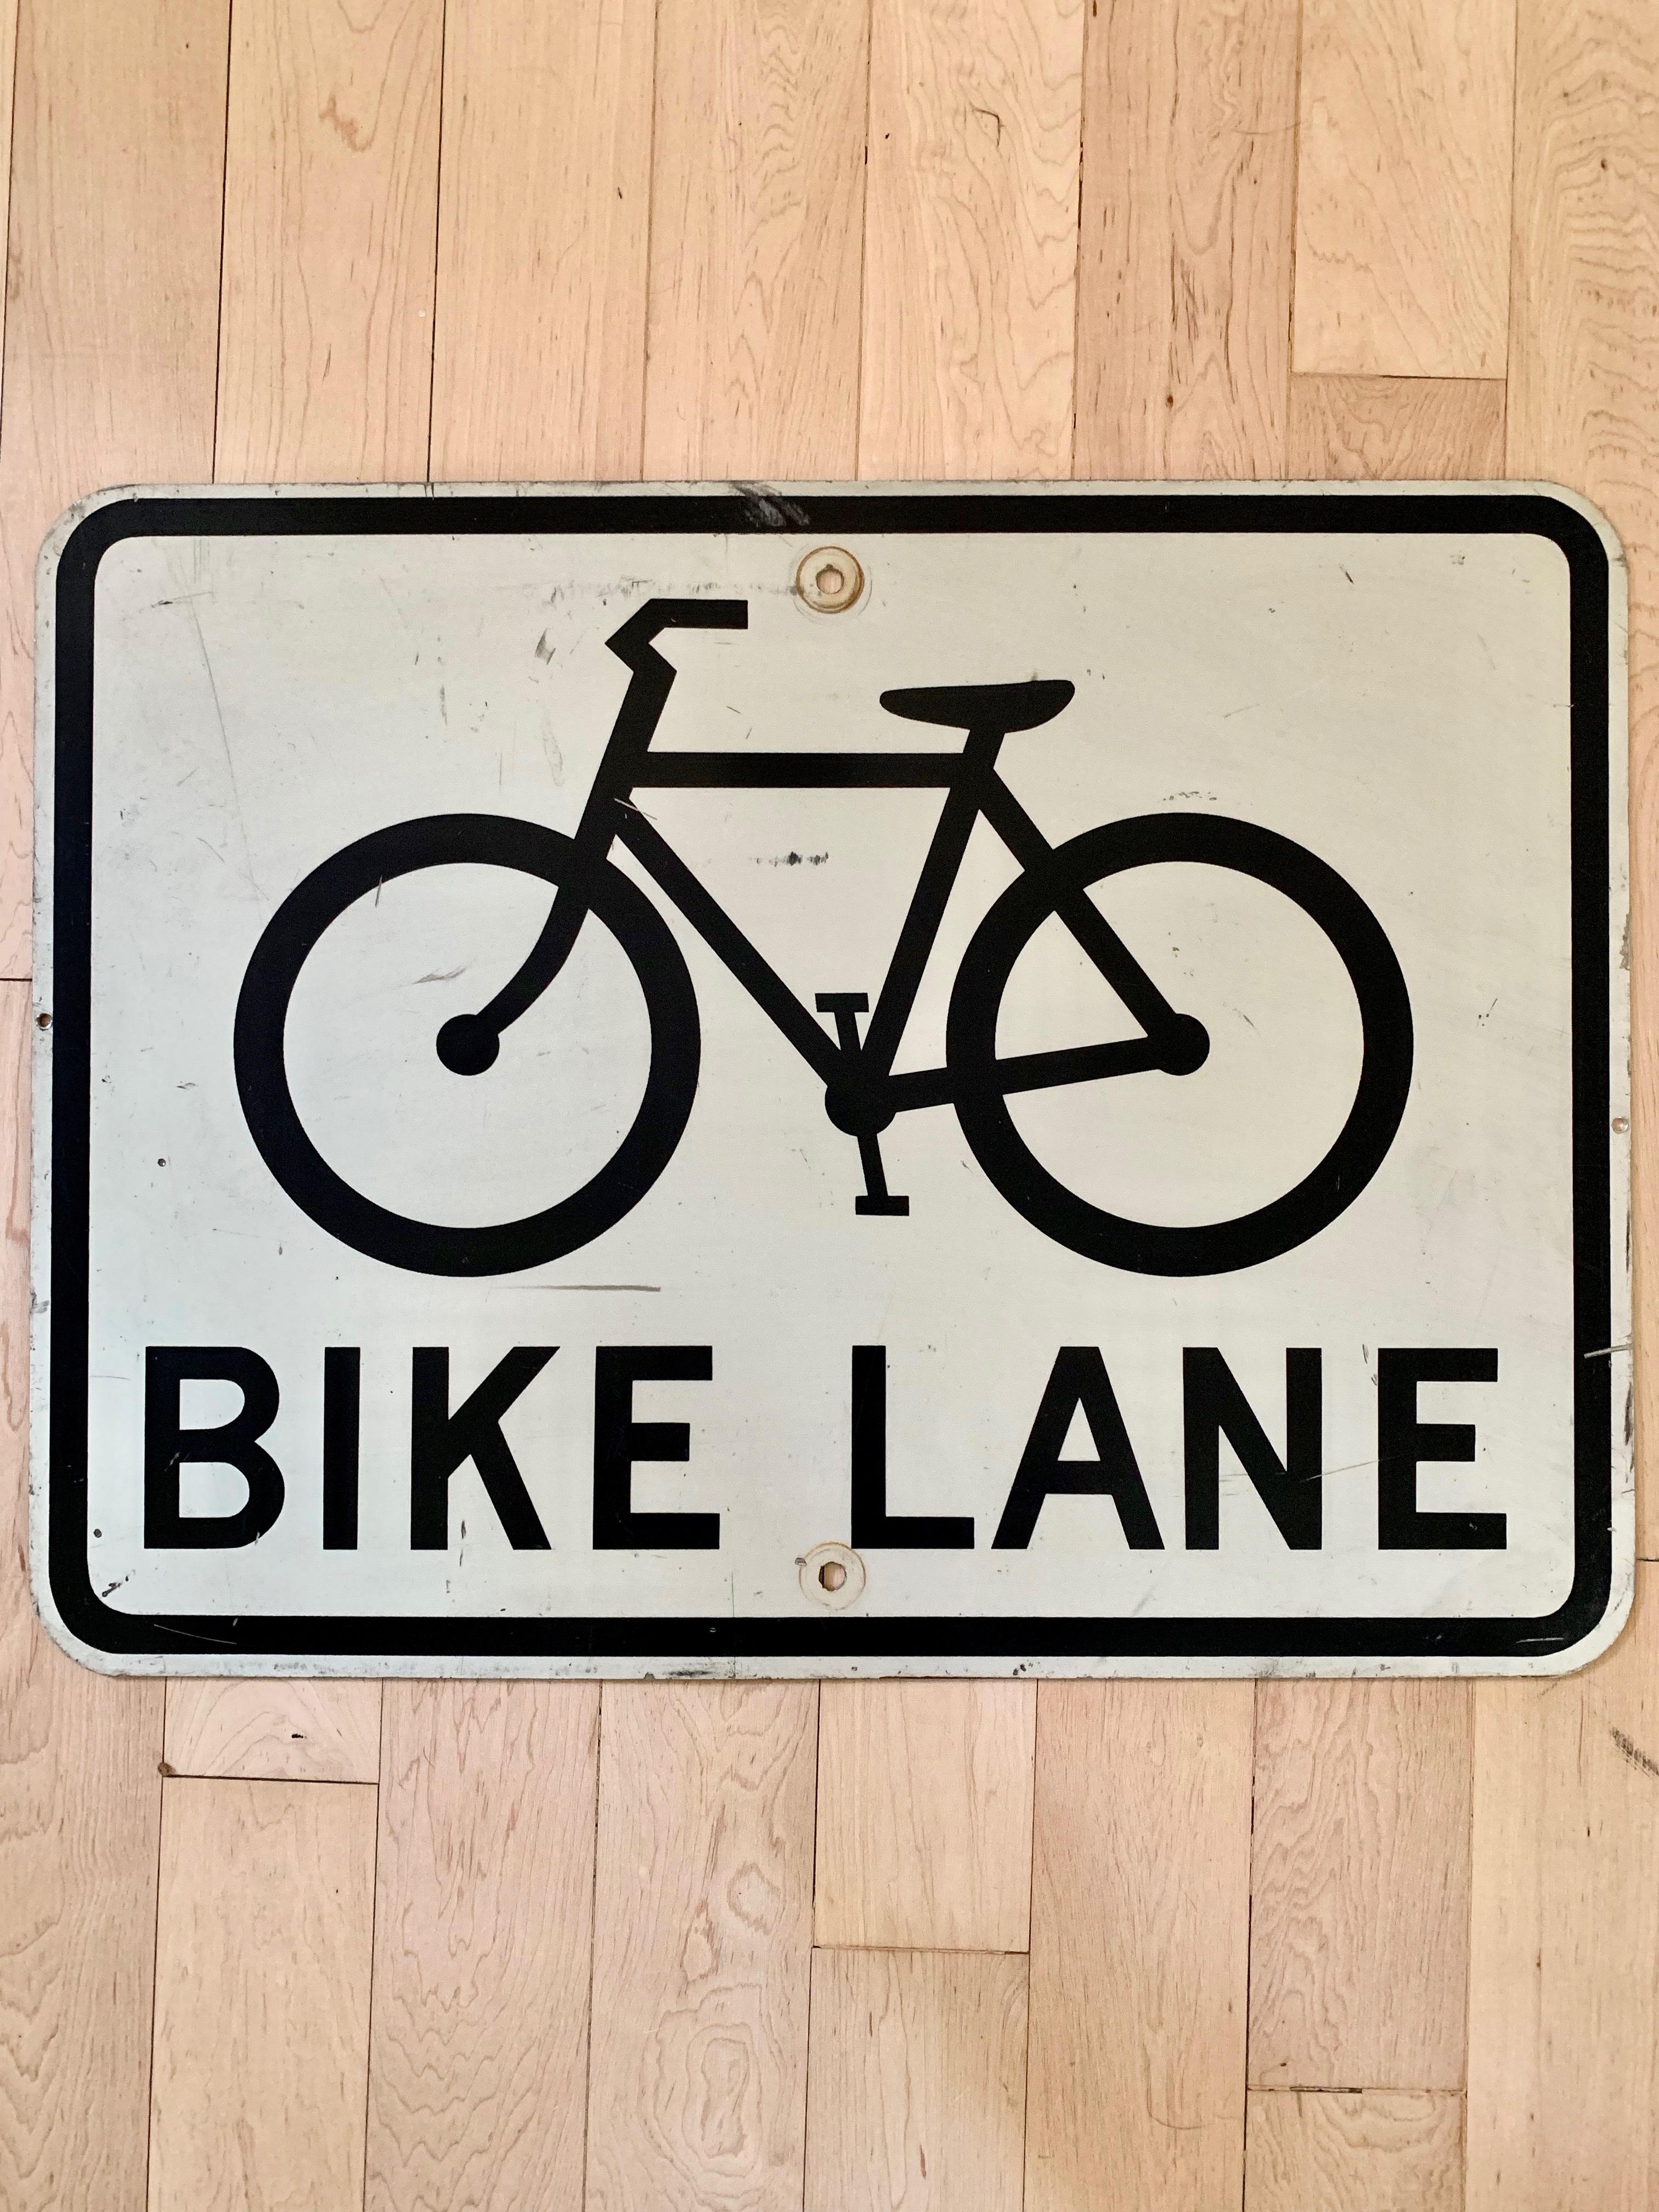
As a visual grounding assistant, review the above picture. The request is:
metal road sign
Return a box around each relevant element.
[31,482,1629,1678]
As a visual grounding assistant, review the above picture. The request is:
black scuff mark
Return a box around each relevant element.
[1611,1726,1659,1781]
[731,482,809,529]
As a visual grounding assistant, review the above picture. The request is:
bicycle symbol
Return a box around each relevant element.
[234,598,1414,1278]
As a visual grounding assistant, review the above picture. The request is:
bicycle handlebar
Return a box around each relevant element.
[606,597,748,672]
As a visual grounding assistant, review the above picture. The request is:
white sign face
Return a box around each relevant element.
[32,483,1629,1678]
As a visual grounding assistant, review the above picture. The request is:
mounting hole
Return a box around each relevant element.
[795,545,865,614]
[799,1540,866,1611]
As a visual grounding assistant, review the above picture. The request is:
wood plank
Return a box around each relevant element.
[367,13,654,2203]
[1248,1681,1471,2090]
[1029,15,1280,2197]
[585,1683,816,2212]
[207,0,447,1777]
[1483,24,1659,2189]
[217,0,442,482]
[826,0,1067,1956]
[1075,0,1298,478]
[1289,375,1506,479]
[1506,0,1655,1562]
[149,1778,377,2212]
[804,1949,1028,2212]
[1467,1570,1659,2207]
[1246,367,1500,2102]
[430,0,656,481]
[0,982,162,2212]
[365,1683,600,2212]
[0,7,226,2205]
[642,0,867,480]
[1024,1681,1254,2212]
[814,1681,1034,1951]
[0,0,228,972]
[1293,0,1515,377]
[611,22,847,2198]
[0,4,16,387]
[1245,2091,1463,2212]
[163,1677,382,1784]
[861,0,1085,477]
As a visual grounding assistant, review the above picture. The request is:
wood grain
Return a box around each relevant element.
[1028,16,1282,2200]
[431,0,656,481]
[163,1677,382,1784]
[804,1949,1028,2212]
[627,21,851,2200]
[1294,0,1515,377]
[0,0,228,972]
[642,0,867,480]
[585,1683,816,2212]
[0,4,15,393]
[1248,366,1502,2105]
[1245,2091,1463,2211]
[365,1683,600,2212]
[0,7,225,2204]
[861,0,1085,477]
[1507,0,1655,1562]
[208,0,448,1775]
[1249,1681,1472,2089]
[1024,1681,1254,2211]
[829,0,1065,1961]
[217,0,442,482]
[1075,0,1298,478]
[357,13,656,2205]
[814,1681,1035,1950]
[1289,375,1507,479]
[148,1778,377,2212]
[0,984,161,2212]
[1467,1571,1659,2207]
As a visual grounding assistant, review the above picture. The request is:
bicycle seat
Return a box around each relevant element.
[879,679,1075,733]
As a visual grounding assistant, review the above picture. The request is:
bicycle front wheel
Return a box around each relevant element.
[234,814,700,1275]
[946,813,1413,1276]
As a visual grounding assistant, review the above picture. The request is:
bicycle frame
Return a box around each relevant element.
[468,599,1195,1156]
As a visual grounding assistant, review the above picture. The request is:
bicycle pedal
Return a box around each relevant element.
[855,1192,910,1216]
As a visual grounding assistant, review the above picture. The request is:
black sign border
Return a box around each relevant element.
[42,488,1618,1666]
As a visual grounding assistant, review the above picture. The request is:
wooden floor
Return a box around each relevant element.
[1,1,1655,2205]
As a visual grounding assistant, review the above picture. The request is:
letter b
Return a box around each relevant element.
[144,1347,284,1548]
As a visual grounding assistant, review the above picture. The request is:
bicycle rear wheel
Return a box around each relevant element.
[234,814,700,1275]
[946,813,1413,1275]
